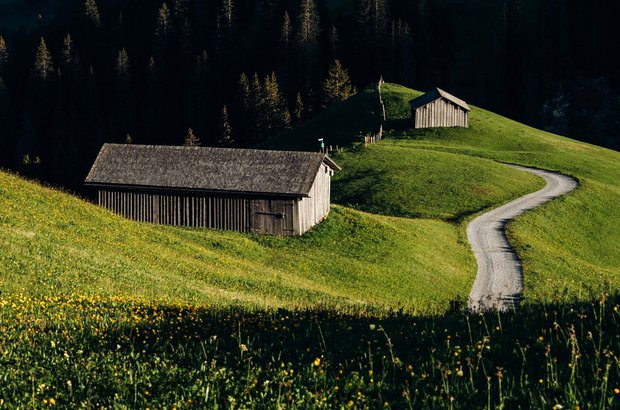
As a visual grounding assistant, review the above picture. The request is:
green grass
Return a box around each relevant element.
[266,82,620,304]
[0,170,475,314]
[1,292,618,408]
[1,81,619,407]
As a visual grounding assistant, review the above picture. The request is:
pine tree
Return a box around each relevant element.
[32,37,53,81]
[296,0,321,65]
[328,26,340,62]
[294,92,304,123]
[61,34,80,72]
[84,0,101,27]
[184,127,200,146]
[323,60,355,105]
[218,105,233,146]
[264,71,290,133]
[219,0,235,31]
[238,72,250,110]
[280,11,293,54]
[156,2,170,42]
[114,49,131,141]
[0,36,8,74]
[115,48,130,76]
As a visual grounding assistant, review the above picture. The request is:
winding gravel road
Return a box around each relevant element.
[468,164,578,312]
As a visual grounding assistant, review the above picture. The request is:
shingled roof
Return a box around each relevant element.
[409,87,470,111]
[85,144,341,197]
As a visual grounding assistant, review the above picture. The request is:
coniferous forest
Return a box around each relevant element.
[0,0,618,190]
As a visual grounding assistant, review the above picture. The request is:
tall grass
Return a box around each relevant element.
[0,292,617,408]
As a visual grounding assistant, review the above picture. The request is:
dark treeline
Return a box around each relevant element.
[0,0,618,190]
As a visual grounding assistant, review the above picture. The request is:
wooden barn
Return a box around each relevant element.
[409,87,470,129]
[85,144,341,235]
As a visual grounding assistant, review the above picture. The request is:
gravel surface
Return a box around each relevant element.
[468,164,579,311]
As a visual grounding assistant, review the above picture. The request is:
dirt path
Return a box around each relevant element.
[468,164,578,311]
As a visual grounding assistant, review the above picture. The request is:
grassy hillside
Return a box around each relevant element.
[1,82,619,407]
[0,170,477,314]
[268,83,620,304]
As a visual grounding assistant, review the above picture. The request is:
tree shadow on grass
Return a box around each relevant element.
[2,292,618,408]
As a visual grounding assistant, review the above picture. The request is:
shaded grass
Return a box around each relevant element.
[0,292,618,408]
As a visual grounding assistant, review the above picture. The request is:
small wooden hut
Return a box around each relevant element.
[85,144,341,235]
[409,88,470,129]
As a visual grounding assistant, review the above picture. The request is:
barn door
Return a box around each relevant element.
[249,200,293,235]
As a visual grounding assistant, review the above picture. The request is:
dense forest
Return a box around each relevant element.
[0,0,618,190]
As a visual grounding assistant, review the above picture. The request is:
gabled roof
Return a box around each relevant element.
[409,87,470,111]
[85,144,341,197]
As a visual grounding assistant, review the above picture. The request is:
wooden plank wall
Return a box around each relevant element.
[297,163,332,235]
[414,98,468,129]
[98,190,249,232]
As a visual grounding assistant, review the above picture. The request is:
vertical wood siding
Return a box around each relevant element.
[96,164,335,235]
[98,190,250,233]
[413,98,468,129]
[297,163,332,235]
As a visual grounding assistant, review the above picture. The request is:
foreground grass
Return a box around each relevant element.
[0,292,618,408]
[0,170,474,314]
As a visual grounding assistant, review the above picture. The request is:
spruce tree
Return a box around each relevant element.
[296,0,321,66]
[115,48,130,76]
[218,105,233,146]
[84,0,101,27]
[294,92,304,123]
[125,133,133,144]
[32,37,53,81]
[278,11,293,91]
[0,36,7,74]
[323,60,355,105]
[328,26,340,62]
[184,128,200,146]
[280,11,293,55]
[263,72,290,133]
[155,2,170,43]
[61,34,80,73]
[114,49,131,141]
[219,0,235,31]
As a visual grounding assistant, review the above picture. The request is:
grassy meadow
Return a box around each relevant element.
[267,83,620,305]
[0,292,618,408]
[1,82,619,407]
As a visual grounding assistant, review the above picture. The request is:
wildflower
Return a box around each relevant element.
[539,378,544,384]
[553,405,563,410]
[457,370,464,377]
[369,324,376,331]
[347,400,354,408]
[614,388,620,394]
[49,398,56,405]
[313,358,321,367]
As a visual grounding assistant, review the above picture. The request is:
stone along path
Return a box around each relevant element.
[468,164,579,311]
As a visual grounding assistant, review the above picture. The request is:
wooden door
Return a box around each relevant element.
[249,199,294,235]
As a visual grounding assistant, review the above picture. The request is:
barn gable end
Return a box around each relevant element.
[409,88,470,129]
[85,144,340,235]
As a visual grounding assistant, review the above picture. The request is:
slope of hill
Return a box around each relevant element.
[268,83,620,304]
[0,170,481,313]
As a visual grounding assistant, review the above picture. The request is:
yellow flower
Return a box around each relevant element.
[347,400,354,408]
[49,398,56,405]
[457,370,464,377]
[539,378,544,384]
[614,388,620,394]
[313,358,321,367]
